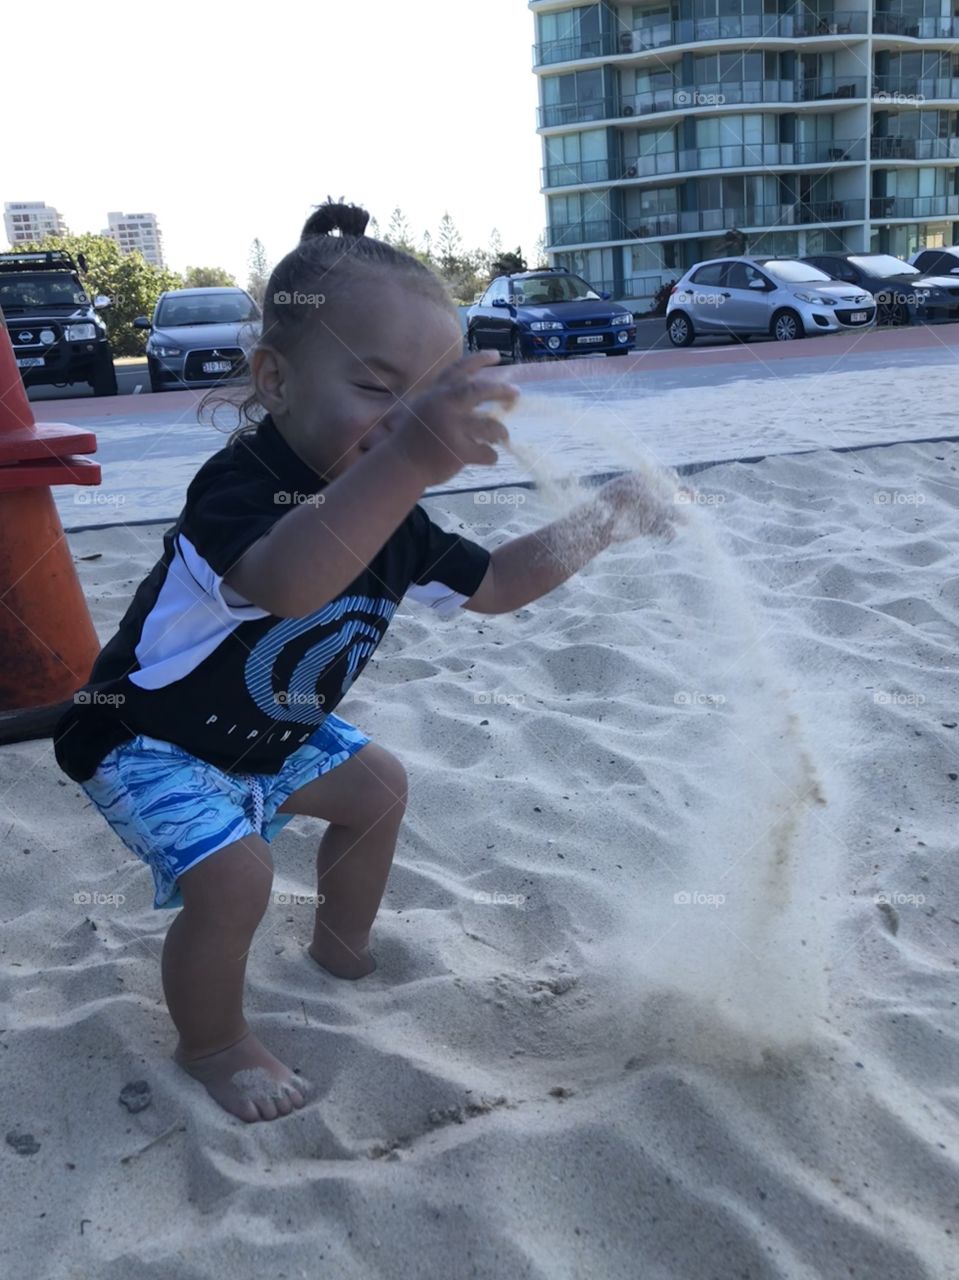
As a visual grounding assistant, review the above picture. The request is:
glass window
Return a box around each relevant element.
[690,261,727,285]
[760,259,832,282]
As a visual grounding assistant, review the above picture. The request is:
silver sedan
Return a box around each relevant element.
[666,257,877,345]
[136,287,260,391]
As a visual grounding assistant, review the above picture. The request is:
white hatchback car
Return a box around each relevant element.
[665,257,877,345]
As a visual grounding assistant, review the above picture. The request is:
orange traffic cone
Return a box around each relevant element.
[0,310,102,742]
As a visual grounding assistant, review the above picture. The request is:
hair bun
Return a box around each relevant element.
[301,197,371,241]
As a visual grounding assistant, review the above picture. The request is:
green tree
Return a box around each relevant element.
[182,265,237,288]
[489,246,527,278]
[436,212,463,275]
[247,238,270,305]
[7,232,182,355]
[384,208,418,255]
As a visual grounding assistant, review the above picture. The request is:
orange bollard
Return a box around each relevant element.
[0,308,102,741]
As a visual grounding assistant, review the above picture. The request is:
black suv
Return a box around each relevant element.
[0,250,117,395]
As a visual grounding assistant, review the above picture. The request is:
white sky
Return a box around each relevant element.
[5,0,543,282]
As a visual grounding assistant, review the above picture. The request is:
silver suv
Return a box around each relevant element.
[666,257,877,345]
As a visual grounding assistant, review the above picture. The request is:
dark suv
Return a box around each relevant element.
[466,269,636,360]
[0,250,117,395]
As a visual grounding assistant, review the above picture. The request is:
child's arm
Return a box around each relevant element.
[465,473,680,615]
[225,352,517,617]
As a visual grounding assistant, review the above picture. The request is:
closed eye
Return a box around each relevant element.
[354,383,392,394]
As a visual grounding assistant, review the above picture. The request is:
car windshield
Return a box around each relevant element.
[850,254,917,276]
[155,292,259,327]
[760,260,832,284]
[510,274,601,304]
[0,274,88,307]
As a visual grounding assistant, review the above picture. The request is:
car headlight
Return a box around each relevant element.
[611,313,633,326]
[793,292,836,305]
[151,345,183,357]
[529,321,564,331]
[64,323,98,341]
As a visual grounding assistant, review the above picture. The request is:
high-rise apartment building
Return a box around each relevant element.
[3,201,68,246]
[531,1,959,304]
[104,211,165,268]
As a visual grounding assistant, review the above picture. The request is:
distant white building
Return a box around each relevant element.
[4,201,68,246]
[104,211,165,268]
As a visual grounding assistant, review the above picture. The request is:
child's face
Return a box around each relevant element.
[253,276,463,481]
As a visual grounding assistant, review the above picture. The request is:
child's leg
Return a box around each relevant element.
[164,834,310,1123]
[275,743,408,978]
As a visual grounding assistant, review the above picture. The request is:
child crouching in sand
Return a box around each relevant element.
[54,199,678,1123]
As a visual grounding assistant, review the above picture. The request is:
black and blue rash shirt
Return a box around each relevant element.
[53,414,490,783]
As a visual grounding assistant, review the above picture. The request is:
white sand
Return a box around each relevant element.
[2,440,958,1279]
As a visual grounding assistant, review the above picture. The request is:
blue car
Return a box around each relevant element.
[466,269,636,361]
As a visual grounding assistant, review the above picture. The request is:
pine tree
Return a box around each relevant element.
[247,238,270,305]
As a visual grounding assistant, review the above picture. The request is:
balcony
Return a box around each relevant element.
[869,194,959,219]
[873,14,959,38]
[872,75,959,100]
[538,77,870,127]
[871,135,959,160]
[533,33,617,67]
[543,139,866,187]
[547,199,866,246]
[618,10,867,52]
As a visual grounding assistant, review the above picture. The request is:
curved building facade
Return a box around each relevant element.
[531,0,959,306]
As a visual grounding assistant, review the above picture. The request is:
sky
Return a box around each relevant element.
[4,0,543,283]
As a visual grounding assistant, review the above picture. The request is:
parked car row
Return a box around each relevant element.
[665,249,959,346]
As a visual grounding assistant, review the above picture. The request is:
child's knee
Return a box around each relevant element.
[363,746,408,818]
[179,836,274,928]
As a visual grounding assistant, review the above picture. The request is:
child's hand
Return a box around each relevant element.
[386,351,519,486]
[594,471,685,544]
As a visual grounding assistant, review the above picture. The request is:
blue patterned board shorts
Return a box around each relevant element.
[79,714,371,911]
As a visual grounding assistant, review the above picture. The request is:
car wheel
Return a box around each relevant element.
[467,327,481,353]
[771,309,804,341]
[90,356,118,396]
[667,313,695,347]
[510,330,525,363]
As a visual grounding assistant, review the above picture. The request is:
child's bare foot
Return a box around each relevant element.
[308,932,377,979]
[174,1028,311,1123]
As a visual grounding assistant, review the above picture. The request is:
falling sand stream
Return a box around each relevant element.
[500,392,835,1063]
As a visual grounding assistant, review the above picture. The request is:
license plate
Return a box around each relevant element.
[850,312,867,322]
[578,334,604,344]
[16,357,44,368]
[202,360,232,373]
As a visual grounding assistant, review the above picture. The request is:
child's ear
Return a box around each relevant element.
[251,344,288,417]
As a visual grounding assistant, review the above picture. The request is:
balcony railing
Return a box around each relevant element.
[533,33,617,67]
[532,12,870,64]
[872,75,959,99]
[869,194,959,219]
[871,135,959,159]
[542,139,866,187]
[547,200,866,245]
[874,14,959,38]
[619,11,867,51]
[538,78,868,127]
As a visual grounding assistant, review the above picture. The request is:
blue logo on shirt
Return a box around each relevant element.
[244,594,397,722]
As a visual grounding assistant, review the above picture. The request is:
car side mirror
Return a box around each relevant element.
[491,298,511,308]
[748,278,767,289]
[133,315,151,329]
[600,290,611,300]
[93,295,112,309]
